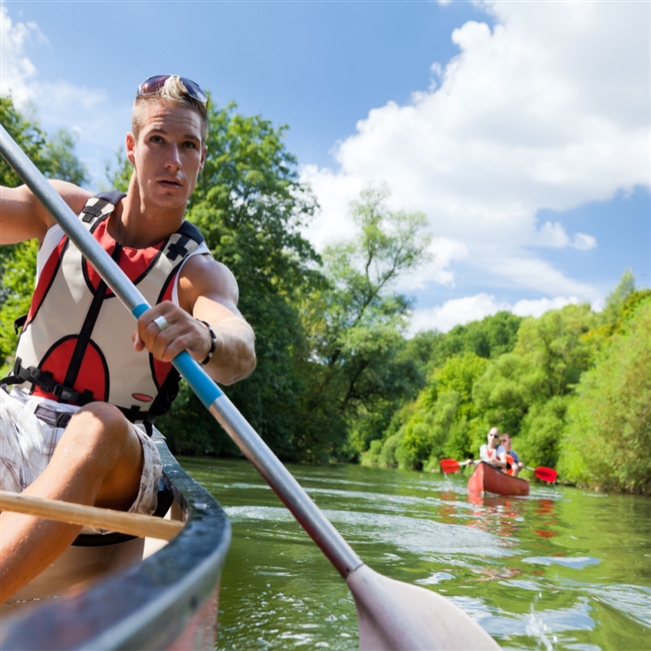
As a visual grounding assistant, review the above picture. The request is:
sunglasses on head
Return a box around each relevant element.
[137,75,208,104]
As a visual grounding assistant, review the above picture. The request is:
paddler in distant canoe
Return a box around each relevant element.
[500,432,524,477]
[478,426,509,470]
[0,75,257,603]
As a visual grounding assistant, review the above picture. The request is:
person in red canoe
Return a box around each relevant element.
[0,75,257,602]
[478,426,508,470]
[500,433,524,477]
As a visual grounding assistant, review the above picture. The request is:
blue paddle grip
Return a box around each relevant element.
[132,304,149,318]
[173,350,223,407]
[131,303,223,408]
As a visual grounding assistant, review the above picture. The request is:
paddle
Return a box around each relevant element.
[0,125,499,650]
[442,459,557,483]
[526,466,558,483]
[0,490,183,540]
[440,459,474,474]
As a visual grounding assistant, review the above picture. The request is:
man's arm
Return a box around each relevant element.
[134,253,256,386]
[0,181,91,245]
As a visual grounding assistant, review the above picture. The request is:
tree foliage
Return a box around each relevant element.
[371,273,650,494]
[363,311,523,471]
[0,96,88,370]
[427,311,522,369]
[559,297,651,494]
[301,186,432,460]
[473,304,596,467]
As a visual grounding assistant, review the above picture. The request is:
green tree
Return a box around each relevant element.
[0,240,38,372]
[0,96,52,188]
[43,129,89,188]
[302,186,432,459]
[473,303,597,467]
[559,298,651,494]
[426,311,522,369]
[395,353,489,468]
[0,96,50,306]
[0,96,89,370]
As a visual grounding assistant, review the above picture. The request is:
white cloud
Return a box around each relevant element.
[571,233,597,251]
[395,237,468,291]
[483,253,600,301]
[0,7,42,106]
[408,293,583,335]
[300,1,650,303]
[537,221,570,249]
[0,6,128,184]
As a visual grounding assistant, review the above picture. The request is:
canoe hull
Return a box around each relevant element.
[0,432,231,651]
[468,461,530,496]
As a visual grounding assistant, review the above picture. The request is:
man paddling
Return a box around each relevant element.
[500,432,524,477]
[0,75,256,602]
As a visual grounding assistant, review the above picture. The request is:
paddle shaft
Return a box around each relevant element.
[0,490,183,540]
[0,125,362,580]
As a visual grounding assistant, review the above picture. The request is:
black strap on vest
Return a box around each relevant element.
[3,357,96,406]
[81,191,127,224]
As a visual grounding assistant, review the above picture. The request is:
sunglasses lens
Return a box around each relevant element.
[180,78,208,103]
[137,75,207,104]
[137,75,169,95]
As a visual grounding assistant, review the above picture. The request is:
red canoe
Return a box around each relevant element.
[468,461,530,496]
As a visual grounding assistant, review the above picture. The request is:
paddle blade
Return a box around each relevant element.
[534,467,558,483]
[440,459,461,474]
[347,565,499,650]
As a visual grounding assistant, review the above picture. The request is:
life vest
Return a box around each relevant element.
[484,446,499,462]
[6,190,207,426]
[505,454,515,475]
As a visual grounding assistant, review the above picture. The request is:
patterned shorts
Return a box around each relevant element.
[0,388,162,533]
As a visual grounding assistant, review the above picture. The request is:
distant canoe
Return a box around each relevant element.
[0,431,231,651]
[468,461,530,497]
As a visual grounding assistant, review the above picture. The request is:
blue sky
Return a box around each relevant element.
[1,1,649,332]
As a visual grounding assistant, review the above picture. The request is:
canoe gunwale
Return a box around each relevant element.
[0,432,231,651]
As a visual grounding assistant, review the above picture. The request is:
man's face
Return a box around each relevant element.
[500,437,511,451]
[127,99,207,210]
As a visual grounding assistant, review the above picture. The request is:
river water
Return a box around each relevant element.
[179,457,651,650]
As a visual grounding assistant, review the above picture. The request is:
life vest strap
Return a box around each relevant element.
[2,357,95,406]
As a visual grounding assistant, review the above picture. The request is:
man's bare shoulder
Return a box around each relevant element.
[178,253,240,311]
[50,180,94,215]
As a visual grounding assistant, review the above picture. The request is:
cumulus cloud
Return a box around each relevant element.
[0,6,128,184]
[395,237,468,291]
[300,1,650,305]
[408,293,583,335]
[571,233,597,251]
[0,8,42,105]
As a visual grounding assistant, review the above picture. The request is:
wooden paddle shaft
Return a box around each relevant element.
[0,491,183,541]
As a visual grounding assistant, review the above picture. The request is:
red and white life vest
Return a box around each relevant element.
[8,191,208,423]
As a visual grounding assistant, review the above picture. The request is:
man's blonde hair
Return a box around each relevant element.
[132,75,209,144]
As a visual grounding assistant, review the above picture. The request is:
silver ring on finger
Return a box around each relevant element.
[153,315,169,331]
